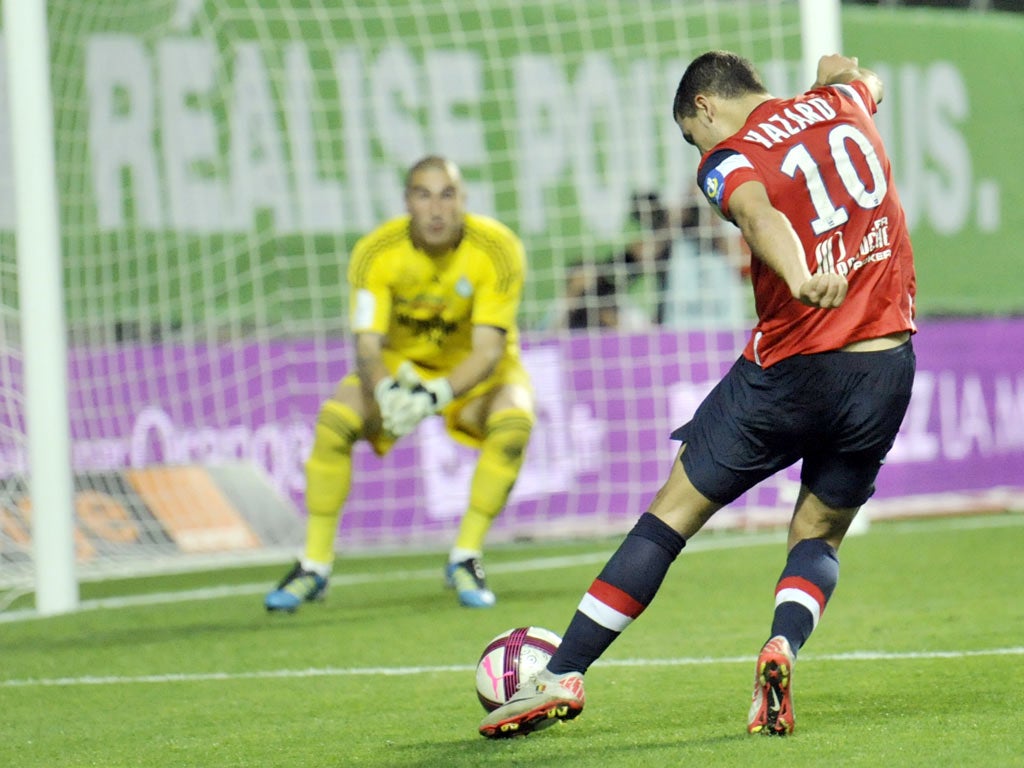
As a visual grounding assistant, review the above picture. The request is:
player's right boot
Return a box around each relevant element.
[747,635,795,736]
[264,561,328,613]
[479,668,585,738]
[445,557,496,608]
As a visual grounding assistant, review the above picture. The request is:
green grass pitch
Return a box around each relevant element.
[3,513,1023,767]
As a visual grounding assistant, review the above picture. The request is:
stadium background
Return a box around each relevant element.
[1,1,1022,603]
[1,2,1019,334]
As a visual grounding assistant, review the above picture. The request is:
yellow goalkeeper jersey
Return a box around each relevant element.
[347,213,525,370]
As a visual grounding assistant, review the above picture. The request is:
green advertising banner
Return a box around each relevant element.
[2,1,810,333]
[843,7,1024,316]
[0,2,1019,335]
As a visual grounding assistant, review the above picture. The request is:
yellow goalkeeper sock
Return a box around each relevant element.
[454,409,533,553]
[303,400,361,566]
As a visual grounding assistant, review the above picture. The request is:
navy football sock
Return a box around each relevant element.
[548,513,686,675]
[769,538,839,655]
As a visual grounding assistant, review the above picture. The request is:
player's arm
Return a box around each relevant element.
[812,54,883,104]
[352,331,391,400]
[442,227,523,396]
[353,329,417,433]
[446,325,506,397]
[727,180,847,309]
[348,242,404,421]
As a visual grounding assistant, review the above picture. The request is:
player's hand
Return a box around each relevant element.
[375,375,417,436]
[797,273,848,309]
[396,362,454,412]
[377,363,455,437]
[813,54,859,88]
[374,376,402,417]
[381,386,434,436]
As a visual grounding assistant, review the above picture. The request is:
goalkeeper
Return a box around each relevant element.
[265,155,534,612]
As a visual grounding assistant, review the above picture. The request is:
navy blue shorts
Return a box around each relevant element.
[671,341,916,509]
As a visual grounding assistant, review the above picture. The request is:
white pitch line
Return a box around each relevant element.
[3,646,1022,689]
[0,531,790,623]
[2,514,1021,623]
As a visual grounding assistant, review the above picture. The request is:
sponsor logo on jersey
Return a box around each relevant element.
[858,216,891,257]
[395,313,458,346]
[822,217,893,277]
[814,231,846,275]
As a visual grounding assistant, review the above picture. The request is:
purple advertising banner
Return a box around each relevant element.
[3,317,1023,551]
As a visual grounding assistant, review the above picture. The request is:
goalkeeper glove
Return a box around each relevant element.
[395,362,454,412]
[374,376,404,434]
[381,387,433,437]
[378,362,454,437]
[374,376,402,409]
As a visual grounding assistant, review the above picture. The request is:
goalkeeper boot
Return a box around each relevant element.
[747,635,795,736]
[479,668,586,739]
[445,557,496,608]
[264,561,328,613]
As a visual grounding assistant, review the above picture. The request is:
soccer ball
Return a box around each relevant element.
[475,626,562,712]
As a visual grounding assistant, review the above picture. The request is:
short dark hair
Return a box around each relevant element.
[672,50,767,120]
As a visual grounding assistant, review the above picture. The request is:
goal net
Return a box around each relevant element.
[0,0,810,596]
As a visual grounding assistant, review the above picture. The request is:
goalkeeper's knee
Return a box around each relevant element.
[305,400,361,514]
[310,400,361,458]
[480,408,533,472]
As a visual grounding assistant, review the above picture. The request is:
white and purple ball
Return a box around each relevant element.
[475,626,562,712]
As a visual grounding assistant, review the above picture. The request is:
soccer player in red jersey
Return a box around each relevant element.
[480,51,917,739]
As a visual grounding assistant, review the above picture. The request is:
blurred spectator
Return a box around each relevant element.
[562,262,620,330]
[619,189,750,328]
[553,259,652,331]
[663,190,752,329]
[620,192,676,324]
[554,189,751,332]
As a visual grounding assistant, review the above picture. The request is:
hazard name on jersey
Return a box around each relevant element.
[741,97,839,149]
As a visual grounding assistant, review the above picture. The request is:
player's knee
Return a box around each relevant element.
[483,409,533,465]
[309,400,362,461]
[304,401,361,515]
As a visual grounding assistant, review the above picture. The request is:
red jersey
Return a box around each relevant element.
[696,79,916,368]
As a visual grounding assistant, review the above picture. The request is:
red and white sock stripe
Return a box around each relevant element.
[775,576,827,628]
[578,579,646,632]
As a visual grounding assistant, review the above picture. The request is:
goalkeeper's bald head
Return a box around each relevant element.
[404,155,463,193]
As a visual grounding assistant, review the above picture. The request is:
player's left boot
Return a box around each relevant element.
[747,635,796,736]
[479,668,586,738]
[264,561,328,613]
[445,557,496,608]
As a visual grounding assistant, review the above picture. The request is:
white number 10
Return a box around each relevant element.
[780,124,887,236]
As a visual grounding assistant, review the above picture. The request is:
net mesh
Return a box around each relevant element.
[0,0,806,588]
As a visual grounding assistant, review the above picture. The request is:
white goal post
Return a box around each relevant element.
[3,0,77,615]
[1,0,841,615]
